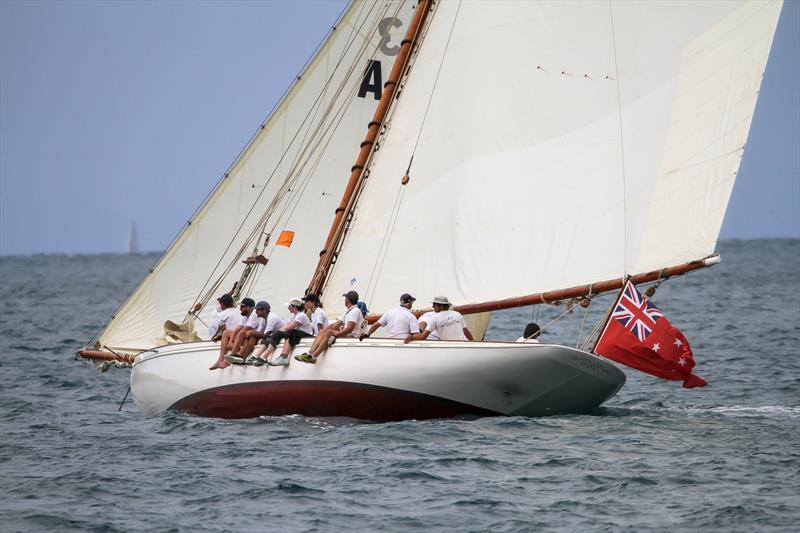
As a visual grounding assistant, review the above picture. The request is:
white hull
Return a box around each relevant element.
[131,339,625,420]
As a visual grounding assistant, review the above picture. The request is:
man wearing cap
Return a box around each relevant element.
[252,298,314,367]
[224,300,272,364]
[245,304,285,364]
[360,293,420,340]
[295,290,363,363]
[210,297,255,369]
[404,296,473,343]
[302,293,329,335]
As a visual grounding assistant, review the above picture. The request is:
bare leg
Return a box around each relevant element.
[211,329,236,369]
[240,334,258,358]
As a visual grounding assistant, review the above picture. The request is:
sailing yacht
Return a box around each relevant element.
[79,0,783,420]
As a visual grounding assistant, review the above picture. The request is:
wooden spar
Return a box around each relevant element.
[76,349,137,364]
[306,0,432,296]
[365,255,721,323]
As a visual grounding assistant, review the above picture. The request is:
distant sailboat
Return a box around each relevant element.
[79,0,784,420]
[126,222,138,255]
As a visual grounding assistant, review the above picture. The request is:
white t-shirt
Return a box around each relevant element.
[515,337,540,343]
[418,311,440,340]
[378,307,420,338]
[310,308,329,335]
[339,306,363,337]
[425,310,468,341]
[264,311,284,334]
[217,307,241,332]
[288,311,314,335]
[245,310,261,329]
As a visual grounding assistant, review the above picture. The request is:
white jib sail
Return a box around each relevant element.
[98,0,419,353]
[322,0,783,316]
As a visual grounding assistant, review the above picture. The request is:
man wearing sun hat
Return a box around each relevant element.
[360,292,420,340]
[404,295,473,343]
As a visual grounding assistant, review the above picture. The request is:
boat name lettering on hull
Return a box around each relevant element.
[568,354,611,375]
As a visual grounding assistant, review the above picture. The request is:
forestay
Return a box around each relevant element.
[322,0,782,316]
[98,0,418,353]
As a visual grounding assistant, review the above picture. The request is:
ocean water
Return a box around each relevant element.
[0,239,798,531]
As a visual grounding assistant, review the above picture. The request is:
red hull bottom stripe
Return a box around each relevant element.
[170,380,500,421]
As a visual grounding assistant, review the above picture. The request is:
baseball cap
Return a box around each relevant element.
[255,300,270,311]
[302,293,321,305]
[286,298,303,308]
[342,290,359,303]
[400,293,416,304]
[432,296,451,305]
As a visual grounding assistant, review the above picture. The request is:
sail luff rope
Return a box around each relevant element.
[360,0,463,310]
[188,1,396,313]
[608,0,629,279]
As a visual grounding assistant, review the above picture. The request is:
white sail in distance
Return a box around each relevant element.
[322,0,783,316]
[98,0,419,353]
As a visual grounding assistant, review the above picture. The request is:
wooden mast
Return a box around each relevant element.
[306,0,433,297]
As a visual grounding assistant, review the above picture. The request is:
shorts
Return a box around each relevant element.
[269,329,313,348]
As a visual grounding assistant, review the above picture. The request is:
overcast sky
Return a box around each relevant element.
[1,0,798,256]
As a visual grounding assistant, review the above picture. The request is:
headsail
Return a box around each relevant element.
[97,0,419,353]
[322,0,783,316]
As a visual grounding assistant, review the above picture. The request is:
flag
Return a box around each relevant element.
[275,230,295,247]
[594,280,707,388]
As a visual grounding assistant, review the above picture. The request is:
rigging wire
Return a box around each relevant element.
[355,0,462,308]
[190,1,400,311]
[608,0,629,279]
[317,0,438,301]
[193,1,388,306]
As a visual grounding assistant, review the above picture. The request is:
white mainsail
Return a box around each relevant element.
[98,0,419,352]
[322,0,783,316]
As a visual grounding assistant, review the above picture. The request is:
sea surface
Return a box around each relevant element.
[0,239,798,532]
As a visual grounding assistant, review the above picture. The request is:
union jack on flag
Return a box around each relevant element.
[611,281,664,342]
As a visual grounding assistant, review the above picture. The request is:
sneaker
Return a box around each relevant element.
[294,353,316,364]
[269,354,289,367]
[252,357,268,367]
[224,353,245,364]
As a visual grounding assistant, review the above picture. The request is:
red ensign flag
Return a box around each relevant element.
[594,280,707,388]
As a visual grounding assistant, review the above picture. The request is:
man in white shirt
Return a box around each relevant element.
[417,311,440,341]
[296,290,362,363]
[246,306,285,364]
[254,299,315,367]
[225,300,272,363]
[404,296,473,343]
[360,293,420,340]
[302,293,329,335]
[210,296,254,370]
